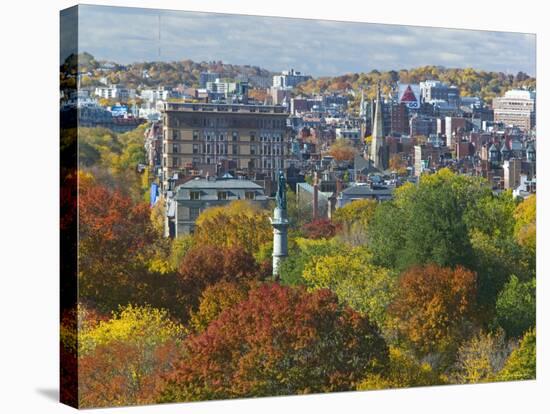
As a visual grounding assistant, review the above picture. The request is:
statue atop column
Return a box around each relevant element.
[276,170,287,211]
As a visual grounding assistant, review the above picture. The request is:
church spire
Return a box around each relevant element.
[370,84,385,169]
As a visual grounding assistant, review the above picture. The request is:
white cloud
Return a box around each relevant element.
[70,5,536,76]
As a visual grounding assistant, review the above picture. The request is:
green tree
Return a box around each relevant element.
[495,276,536,338]
[497,329,536,381]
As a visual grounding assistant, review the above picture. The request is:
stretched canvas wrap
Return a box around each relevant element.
[60,4,537,409]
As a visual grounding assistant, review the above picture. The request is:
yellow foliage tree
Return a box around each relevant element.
[357,346,443,390]
[194,200,271,255]
[79,304,184,355]
[302,247,396,327]
[514,195,536,253]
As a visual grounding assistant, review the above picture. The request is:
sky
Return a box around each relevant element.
[64,4,536,77]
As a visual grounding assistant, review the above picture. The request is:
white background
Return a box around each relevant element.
[0,0,548,412]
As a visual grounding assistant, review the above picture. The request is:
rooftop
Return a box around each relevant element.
[163,102,288,114]
[178,178,264,190]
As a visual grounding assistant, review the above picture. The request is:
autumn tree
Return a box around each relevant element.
[368,169,525,313]
[160,284,389,402]
[514,195,536,254]
[194,200,271,255]
[78,305,185,408]
[188,281,251,333]
[389,264,477,356]
[78,179,158,311]
[301,218,340,239]
[357,346,443,390]
[497,328,536,381]
[278,238,346,286]
[333,199,378,246]
[389,154,408,176]
[177,244,264,317]
[303,247,396,328]
[327,138,358,161]
[450,329,513,384]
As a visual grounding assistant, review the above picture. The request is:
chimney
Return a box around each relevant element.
[336,178,343,195]
[312,172,319,220]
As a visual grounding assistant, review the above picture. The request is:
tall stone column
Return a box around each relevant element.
[271,206,289,278]
[271,171,289,279]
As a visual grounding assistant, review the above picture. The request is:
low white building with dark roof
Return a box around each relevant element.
[336,182,394,208]
[165,177,269,237]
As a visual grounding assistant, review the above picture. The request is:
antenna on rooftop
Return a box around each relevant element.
[158,13,161,59]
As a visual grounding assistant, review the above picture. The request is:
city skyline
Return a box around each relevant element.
[68,5,536,77]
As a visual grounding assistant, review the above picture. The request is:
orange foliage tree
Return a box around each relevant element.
[160,283,389,402]
[389,264,477,356]
[78,179,180,313]
[327,139,357,161]
[177,244,265,318]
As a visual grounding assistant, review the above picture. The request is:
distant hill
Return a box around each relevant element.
[66,53,276,89]
[62,54,536,105]
[296,66,536,103]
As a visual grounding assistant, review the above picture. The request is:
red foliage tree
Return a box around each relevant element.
[302,218,340,239]
[79,340,180,408]
[160,283,389,402]
[78,180,159,311]
[389,264,477,355]
[177,244,263,307]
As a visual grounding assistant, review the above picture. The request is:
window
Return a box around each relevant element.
[245,191,255,200]
[172,157,179,167]
[172,144,179,153]
[190,191,200,200]
[217,191,228,200]
[232,145,238,155]
[193,130,199,140]
[250,132,255,141]
[232,131,238,141]
[189,207,200,220]
[193,144,199,154]
[250,145,256,155]
[172,129,179,140]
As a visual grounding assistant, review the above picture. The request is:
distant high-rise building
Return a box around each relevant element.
[390,102,409,135]
[272,69,312,88]
[420,80,459,105]
[493,90,536,131]
[199,72,220,88]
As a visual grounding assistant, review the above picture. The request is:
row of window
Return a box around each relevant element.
[174,117,286,129]
[164,143,285,156]
[164,155,284,168]
[189,190,256,201]
[169,129,284,142]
